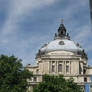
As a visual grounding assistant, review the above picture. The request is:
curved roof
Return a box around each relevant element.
[39,23,83,54]
[40,39,83,53]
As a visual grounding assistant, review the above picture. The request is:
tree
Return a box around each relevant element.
[0,55,32,92]
[33,75,83,92]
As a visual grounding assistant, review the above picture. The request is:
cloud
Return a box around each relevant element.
[85,45,92,52]
[72,25,92,53]
[88,58,92,65]
[73,26,91,44]
[1,0,57,35]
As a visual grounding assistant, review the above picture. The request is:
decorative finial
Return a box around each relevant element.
[61,19,64,24]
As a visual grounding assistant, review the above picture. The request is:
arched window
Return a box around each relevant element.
[58,64,62,72]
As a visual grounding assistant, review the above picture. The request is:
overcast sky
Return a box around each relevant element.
[0,0,92,66]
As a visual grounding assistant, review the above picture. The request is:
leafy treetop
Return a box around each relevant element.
[0,55,32,92]
[33,74,83,92]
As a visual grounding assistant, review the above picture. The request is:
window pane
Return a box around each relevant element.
[58,64,62,72]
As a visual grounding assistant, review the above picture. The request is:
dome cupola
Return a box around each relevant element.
[54,20,70,40]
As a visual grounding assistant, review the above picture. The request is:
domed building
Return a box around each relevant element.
[26,22,92,92]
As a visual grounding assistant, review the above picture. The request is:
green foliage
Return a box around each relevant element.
[33,75,83,92]
[0,55,32,92]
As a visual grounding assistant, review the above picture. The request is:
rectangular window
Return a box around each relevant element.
[58,64,62,72]
[66,65,69,73]
[83,69,86,74]
[52,65,55,72]
[84,77,87,82]
[33,77,37,82]
[36,69,39,74]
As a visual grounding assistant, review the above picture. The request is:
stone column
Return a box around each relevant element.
[57,61,59,74]
[65,61,66,75]
[70,61,71,74]
[55,61,57,73]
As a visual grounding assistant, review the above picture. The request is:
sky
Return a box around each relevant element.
[0,0,92,66]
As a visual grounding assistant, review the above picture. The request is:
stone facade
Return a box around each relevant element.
[25,22,92,92]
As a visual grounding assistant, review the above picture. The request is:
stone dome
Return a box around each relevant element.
[40,39,83,53]
[38,23,83,54]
